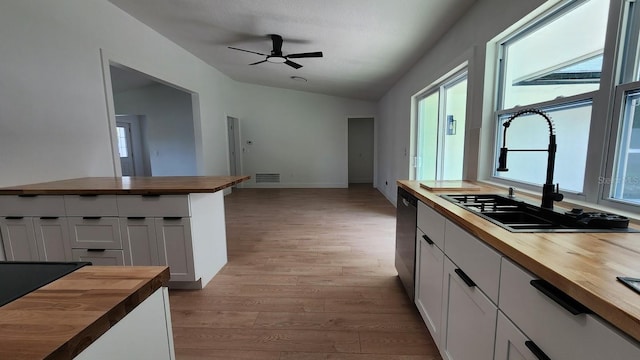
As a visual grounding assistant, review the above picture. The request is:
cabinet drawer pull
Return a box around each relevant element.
[82,216,102,220]
[142,194,161,198]
[5,216,24,220]
[530,279,591,315]
[40,216,59,220]
[127,216,146,220]
[525,340,551,360]
[79,194,98,197]
[454,268,476,287]
[86,248,106,252]
[163,216,182,220]
[17,194,37,197]
[422,234,435,245]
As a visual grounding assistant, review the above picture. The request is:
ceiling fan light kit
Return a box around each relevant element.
[228,34,323,69]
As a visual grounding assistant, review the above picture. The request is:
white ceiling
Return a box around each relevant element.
[107,0,476,101]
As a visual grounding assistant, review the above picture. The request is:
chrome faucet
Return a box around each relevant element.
[496,108,564,210]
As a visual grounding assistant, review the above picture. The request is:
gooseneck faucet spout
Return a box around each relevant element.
[496,108,564,210]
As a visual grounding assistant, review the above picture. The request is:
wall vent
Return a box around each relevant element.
[255,173,281,183]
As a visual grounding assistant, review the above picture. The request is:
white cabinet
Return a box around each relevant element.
[415,227,444,347]
[67,217,122,250]
[494,311,537,360]
[74,287,175,360]
[121,217,159,266]
[417,201,445,249]
[34,217,72,261]
[441,257,497,360]
[0,217,38,260]
[155,217,195,282]
[71,249,125,265]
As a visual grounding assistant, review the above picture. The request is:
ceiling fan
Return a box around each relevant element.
[228,34,323,69]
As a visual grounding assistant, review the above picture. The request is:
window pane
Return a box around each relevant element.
[416,92,439,180]
[441,78,467,180]
[500,0,609,109]
[611,90,640,203]
[117,126,128,158]
[494,102,591,193]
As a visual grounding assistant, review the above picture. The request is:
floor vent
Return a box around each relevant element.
[255,173,281,183]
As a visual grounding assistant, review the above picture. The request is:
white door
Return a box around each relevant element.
[116,122,135,176]
[495,311,538,360]
[0,217,39,261]
[33,217,72,261]
[415,229,445,347]
[121,217,159,266]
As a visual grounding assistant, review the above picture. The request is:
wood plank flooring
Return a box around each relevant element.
[169,185,441,359]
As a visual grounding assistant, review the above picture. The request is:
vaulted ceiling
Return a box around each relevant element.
[107,0,476,100]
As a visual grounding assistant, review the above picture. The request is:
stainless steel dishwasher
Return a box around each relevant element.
[395,187,417,300]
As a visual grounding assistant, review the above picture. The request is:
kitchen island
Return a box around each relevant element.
[398,180,640,359]
[0,176,250,288]
[0,265,172,360]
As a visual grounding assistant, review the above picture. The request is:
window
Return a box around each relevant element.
[116,126,129,158]
[494,0,609,194]
[415,70,467,181]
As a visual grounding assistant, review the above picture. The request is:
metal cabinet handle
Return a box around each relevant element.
[422,234,435,245]
[79,194,98,197]
[454,268,476,287]
[142,194,161,198]
[18,194,37,197]
[530,279,590,315]
[86,249,106,252]
[163,217,182,220]
[127,217,145,220]
[525,340,551,360]
[5,216,24,220]
[82,216,102,220]
[40,216,59,220]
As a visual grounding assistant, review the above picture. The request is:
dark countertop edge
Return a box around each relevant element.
[46,267,170,360]
[0,176,250,195]
[397,180,640,344]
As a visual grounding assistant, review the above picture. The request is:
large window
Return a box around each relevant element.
[494,0,609,195]
[415,71,467,181]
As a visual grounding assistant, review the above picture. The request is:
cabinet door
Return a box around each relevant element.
[67,217,122,249]
[155,217,195,282]
[0,217,38,260]
[71,249,125,265]
[33,217,72,261]
[495,311,539,360]
[121,217,159,266]
[415,228,444,348]
[441,257,497,360]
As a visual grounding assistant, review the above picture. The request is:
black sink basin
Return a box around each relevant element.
[440,194,636,233]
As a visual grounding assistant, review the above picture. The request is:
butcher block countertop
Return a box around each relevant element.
[0,266,169,360]
[0,175,250,195]
[398,180,640,343]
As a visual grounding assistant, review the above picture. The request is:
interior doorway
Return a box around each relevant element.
[348,117,374,186]
[227,116,241,181]
[116,115,150,176]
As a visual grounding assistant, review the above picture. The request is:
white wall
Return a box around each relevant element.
[229,82,375,188]
[114,84,197,176]
[0,0,234,187]
[377,0,546,204]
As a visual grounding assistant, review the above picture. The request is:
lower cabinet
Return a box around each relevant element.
[441,257,497,360]
[415,228,444,347]
[494,311,538,360]
[1,216,72,261]
[121,217,159,266]
[155,217,195,282]
[71,249,125,265]
[34,217,72,262]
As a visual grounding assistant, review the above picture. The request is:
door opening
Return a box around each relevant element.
[227,116,241,182]
[348,117,374,186]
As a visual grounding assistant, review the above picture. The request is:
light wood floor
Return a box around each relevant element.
[169,185,441,359]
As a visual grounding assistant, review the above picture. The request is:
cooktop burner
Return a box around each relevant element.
[0,261,91,307]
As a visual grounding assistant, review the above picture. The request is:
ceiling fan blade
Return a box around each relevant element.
[287,51,323,59]
[270,34,283,55]
[228,46,268,56]
[249,60,267,66]
[285,60,303,69]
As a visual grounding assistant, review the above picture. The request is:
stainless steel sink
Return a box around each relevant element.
[440,194,635,233]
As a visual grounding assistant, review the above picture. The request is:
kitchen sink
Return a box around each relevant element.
[440,194,636,233]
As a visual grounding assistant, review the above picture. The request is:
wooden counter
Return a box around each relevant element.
[0,176,250,195]
[398,180,640,343]
[0,266,169,360]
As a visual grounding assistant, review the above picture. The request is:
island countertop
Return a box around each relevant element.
[0,175,250,195]
[398,180,640,343]
[0,266,169,360]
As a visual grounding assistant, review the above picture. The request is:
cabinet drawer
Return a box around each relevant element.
[417,202,445,250]
[64,195,118,216]
[117,195,190,217]
[444,220,501,303]
[0,195,65,216]
[71,249,125,266]
[67,217,122,249]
